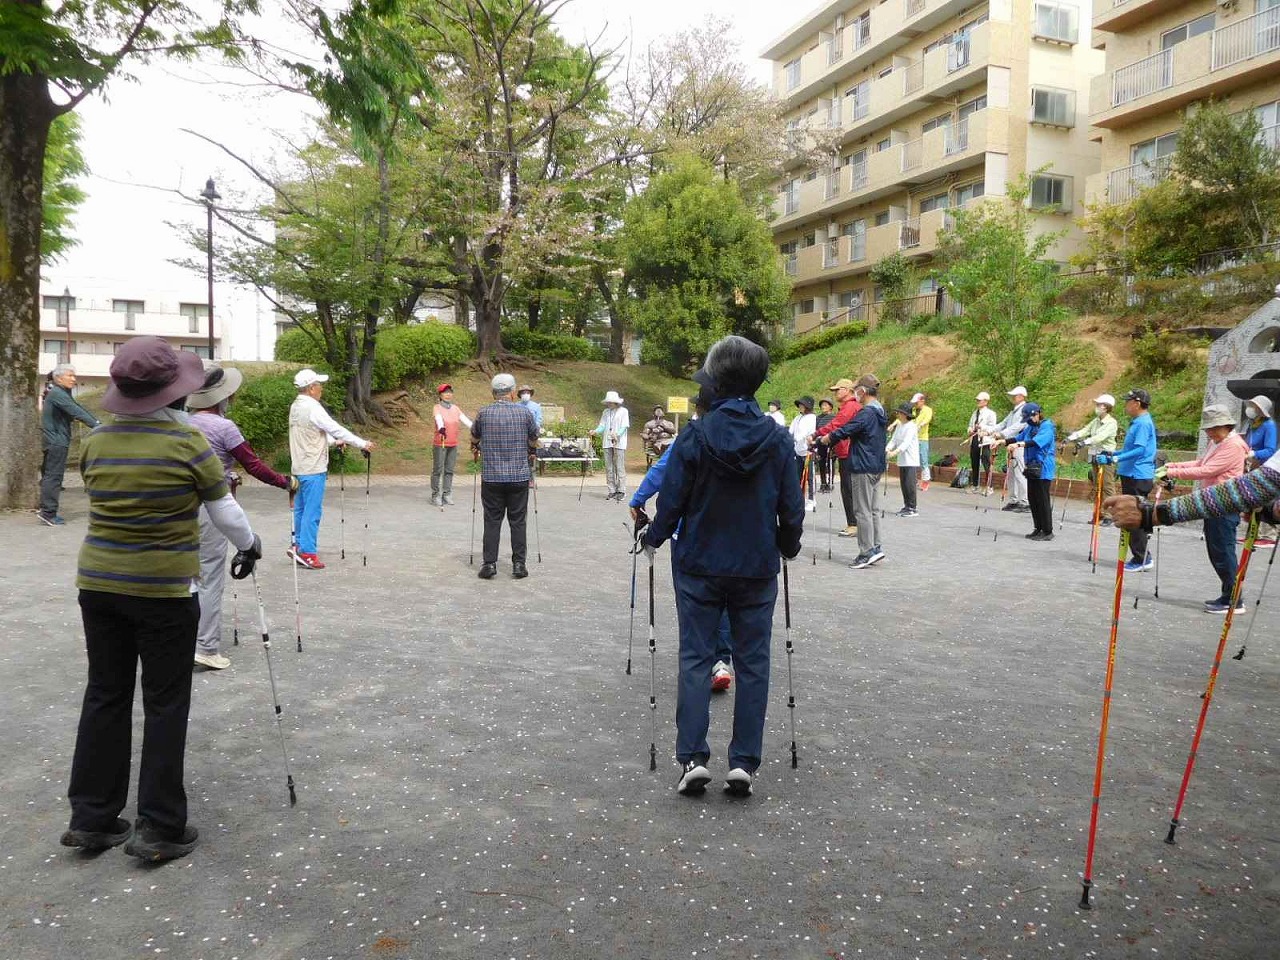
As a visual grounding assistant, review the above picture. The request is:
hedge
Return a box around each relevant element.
[783,321,868,359]
[274,323,475,391]
[228,372,315,457]
[501,328,605,361]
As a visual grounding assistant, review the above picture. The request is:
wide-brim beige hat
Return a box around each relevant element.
[187,365,243,409]
[1199,404,1236,430]
[603,390,624,405]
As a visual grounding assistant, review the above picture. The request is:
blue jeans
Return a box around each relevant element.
[1204,513,1240,601]
[670,542,731,664]
[294,472,327,554]
[674,572,776,772]
[918,439,930,481]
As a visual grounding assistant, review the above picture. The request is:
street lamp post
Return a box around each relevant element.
[62,285,73,364]
[200,177,221,359]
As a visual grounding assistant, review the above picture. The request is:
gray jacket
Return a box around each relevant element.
[42,384,99,447]
[994,402,1026,441]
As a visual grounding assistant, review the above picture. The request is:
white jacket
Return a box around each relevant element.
[596,407,630,449]
[789,412,816,456]
[289,394,369,475]
[887,419,921,467]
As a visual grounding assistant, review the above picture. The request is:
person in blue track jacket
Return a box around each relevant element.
[1097,388,1158,572]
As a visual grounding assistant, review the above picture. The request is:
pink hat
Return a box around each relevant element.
[102,337,206,415]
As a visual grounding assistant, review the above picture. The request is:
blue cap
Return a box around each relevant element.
[1021,402,1043,421]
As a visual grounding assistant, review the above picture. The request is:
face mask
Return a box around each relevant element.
[1246,405,1259,419]
[1096,405,1107,416]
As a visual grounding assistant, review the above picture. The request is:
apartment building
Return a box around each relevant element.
[38,281,223,386]
[1086,0,1280,207]
[763,0,1104,334]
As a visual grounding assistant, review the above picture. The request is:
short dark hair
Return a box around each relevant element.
[701,335,769,396]
[861,384,878,397]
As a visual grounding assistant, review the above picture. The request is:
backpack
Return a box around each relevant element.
[936,453,958,468]
[951,466,971,488]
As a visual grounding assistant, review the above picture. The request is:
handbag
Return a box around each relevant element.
[1023,459,1043,480]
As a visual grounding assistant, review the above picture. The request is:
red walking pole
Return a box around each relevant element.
[1165,512,1261,846]
[1079,527,1130,910]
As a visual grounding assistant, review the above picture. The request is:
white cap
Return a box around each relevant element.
[975,391,990,401]
[911,393,924,403]
[1249,395,1274,418]
[603,390,624,405]
[294,368,330,389]
[491,373,517,392]
[1093,393,1116,407]
[1007,385,1028,397]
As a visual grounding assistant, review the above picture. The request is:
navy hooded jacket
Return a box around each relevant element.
[645,397,804,579]
[827,401,888,474]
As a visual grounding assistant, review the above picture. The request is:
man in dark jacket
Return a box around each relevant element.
[820,376,887,568]
[644,336,804,799]
[40,364,100,526]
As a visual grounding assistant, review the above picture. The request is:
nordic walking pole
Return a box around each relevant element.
[232,586,239,646]
[783,559,798,769]
[289,493,303,653]
[1234,532,1277,660]
[1089,460,1105,573]
[648,552,657,772]
[577,461,587,502]
[1079,526,1131,910]
[626,520,640,675]
[361,448,371,567]
[531,472,543,563]
[1166,512,1262,846]
[338,447,346,561]
[468,456,479,566]
[245,568,298,806]
[1153,482,1170,601]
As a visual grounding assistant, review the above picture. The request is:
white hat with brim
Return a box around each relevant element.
[1007,386,1028,397]
[187,365,244,410]
[1093,393,1116,407]
[975,391,990,401]
[1200,404,1237,430]
[911,393,925,403]
[294,368,330,389]
[1249,394,1274,418]
[603,390,624,405]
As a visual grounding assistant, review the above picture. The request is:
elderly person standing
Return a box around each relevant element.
[287,369,374,570]
[187,366,295,670]
[990,386,1029,511]
[471,374,540,580]
[1097,388,1158,573]
[61,337,261,862]
[822,376,887,569]
[1002,403,1057,541]
[1066,393,1119,525]
[431,383,473,507]
[1162,404,1252,613]
[643,336,803,798]
[814,379,863,536]
[39,363,100,526]
[517,384,543,431]
[886,403,920,518]
[789,396,817,509]
[965,392,998,492]
[910,392,933,491]
[594,391,630,501]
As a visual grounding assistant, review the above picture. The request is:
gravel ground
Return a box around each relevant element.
[1,475,1277,960]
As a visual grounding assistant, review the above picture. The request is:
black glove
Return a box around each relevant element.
[229,534,263,580]
[361,447,371,460]
[632,507,650,535]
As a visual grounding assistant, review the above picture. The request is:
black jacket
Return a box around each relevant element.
[42,384,99,447]
[645,397,804,579]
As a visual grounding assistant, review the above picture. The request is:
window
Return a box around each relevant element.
[875,137,892,152]
[1161,14,1214,50]
[1031,87,1075,127]
[785,58,801,91]
[922,113,952,134]
[1254,101,1280,150]
[41,296,61,310]
[801,232,817,248]
[873,285,885,302]
[1032,2,1079,44]
[44,294,74,327]
[799,298,816,314]
[877,65,893,79]
[836,290,863,310]
[850,12,870,49]
[44,339,67,357]
[919,192,950,214]
[845,80,870,122]
[1030,174,1072,211]
[180,344,213,360]
[180,302,209,335]
[113,299,144,331]
[802,169,818,182]
[1131,132,1179,165]
[958,95,987,121]
[779,240,798,255]
[874,210,890,227]
[918,277,940,295]
[955,180,985,206]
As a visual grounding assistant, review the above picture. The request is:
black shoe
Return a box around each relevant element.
[60,818,131,852]
[1038,532,1054,542]
[676,759,711,796]
[124,819,198,862]
[478,563,497,580]
[512,561,528,579]
[1025,530,1043,539]
[1016,503,1033,513]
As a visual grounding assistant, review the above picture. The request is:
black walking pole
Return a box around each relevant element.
[531,472,543,563]
[468,464,479,566]
[362,448,371,567]
[626,520,641,675]
[231,586,239,646]
[648,553,657,772]
[338,447,346,561]
[783,559,798,769]
[1235,536,1277,660]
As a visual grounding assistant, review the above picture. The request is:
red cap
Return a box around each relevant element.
[437,383,453,394]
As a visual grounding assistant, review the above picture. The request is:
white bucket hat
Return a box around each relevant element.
[603,390,624,405]
[1199,404,1237,430]
[1249,395,1274,419]
[294,368,330,389]
[910,392,925,403]
[1093,393,1116,407]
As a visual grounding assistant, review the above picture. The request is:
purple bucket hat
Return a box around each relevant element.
[102,336,207,415]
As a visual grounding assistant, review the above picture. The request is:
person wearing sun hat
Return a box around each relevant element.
[886,402,921,517]
[789,396,817,509]
[288,368,374,569]
[432,383,473,507]
[1066,393,1119,524]
[1097,387,1158,572]
[187,365,295,670]
[989,385,1030,512]
[594,390,630,500]
[516,384,543,430]
[62,337,262,862]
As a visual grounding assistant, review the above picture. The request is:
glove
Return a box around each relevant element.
[630,506,650,535]
[1154,464,1168,480]
[437,427,447,440]
[229,534,263,580]
[1095,452,1114,465]
[361,447,371,460]
[287,475,300,495]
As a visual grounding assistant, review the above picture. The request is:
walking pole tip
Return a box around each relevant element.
[1078,879,1092,910]
[1164,819,1179,845]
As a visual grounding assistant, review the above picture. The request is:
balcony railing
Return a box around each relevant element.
[848,233,867,263]
[944,117,970,156]
[849,160,869,191]
[1112,47,1172,106]
[905,0,926,17]
[785,254,798,276]
[850,95,870,122]
[824,171,841,200]
[899,218,922,250]
[902,60,924,96]
[827,37,843,65]
[784,192,799,215]
[1106,156,1172,203]
[824,240,840,269]
[948,34,971,71]
[1212,7,1280,71]
[1263,122,1280,152]
[900,138,923,173]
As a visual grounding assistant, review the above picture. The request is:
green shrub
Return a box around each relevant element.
[1058,273,1126,315]
[274,327,326,365]
[275,323,474,392]
[502,328,604,361]
[228,373,303,458]
[784,321,868,359]
[1131,327,1197,380]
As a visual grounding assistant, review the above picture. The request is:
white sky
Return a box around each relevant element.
[47,1,788,360]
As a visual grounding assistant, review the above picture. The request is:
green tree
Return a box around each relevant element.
[868,252,915,327]
[0,0,256,509]
[936,175,1068,393]
[621,154,790,374]
[42,112,87,263]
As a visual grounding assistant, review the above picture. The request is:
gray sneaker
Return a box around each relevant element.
[429,496,442,507]
[443,495,455,505]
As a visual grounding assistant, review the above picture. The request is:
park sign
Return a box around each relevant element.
[667,397,689,414]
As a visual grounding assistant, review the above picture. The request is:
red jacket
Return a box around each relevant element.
[815,397,861,460]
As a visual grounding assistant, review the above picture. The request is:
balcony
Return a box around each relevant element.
[787,208,953,286]
[1104,156,1172,203]
[1094,0,1197,37]
[1092,11,1280,129]
[766,0,990,109]
[39,302,222,341]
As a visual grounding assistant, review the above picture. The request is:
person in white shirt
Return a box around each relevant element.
[766,399,786,427]
[887,403,921,517]
[965,392,999,492]
[594,390,630,501]
[989,386,1029,509]
[288,369,374,569]
[789,396,817,510]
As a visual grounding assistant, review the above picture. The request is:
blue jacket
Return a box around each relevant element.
[1016,419,1057,481]
[1245,419,1277,462]
[631,444,670,508]
[827,401,888,475]
[645,397,804,579]
[1113,411,1157,479]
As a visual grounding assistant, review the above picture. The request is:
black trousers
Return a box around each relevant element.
[1120,476,1153,560]
[68,590,199,835]
[837,457,856,525]
[816,448,832,489]
[40,444,69,518]
[899,466,919,510]
[968,436,990,486]
[1028,478,1053,534]
[482,480,529,564]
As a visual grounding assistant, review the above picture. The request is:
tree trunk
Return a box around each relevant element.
[527,286,542,331]
[0,73,55,510]
[593,267,626,364]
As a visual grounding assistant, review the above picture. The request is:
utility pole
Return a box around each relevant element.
[200,178,221,359]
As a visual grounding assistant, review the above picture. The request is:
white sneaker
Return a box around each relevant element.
[194,652,230,670]
[677,760,711,796]
[724,768,753,797]
[711,661,732,691]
